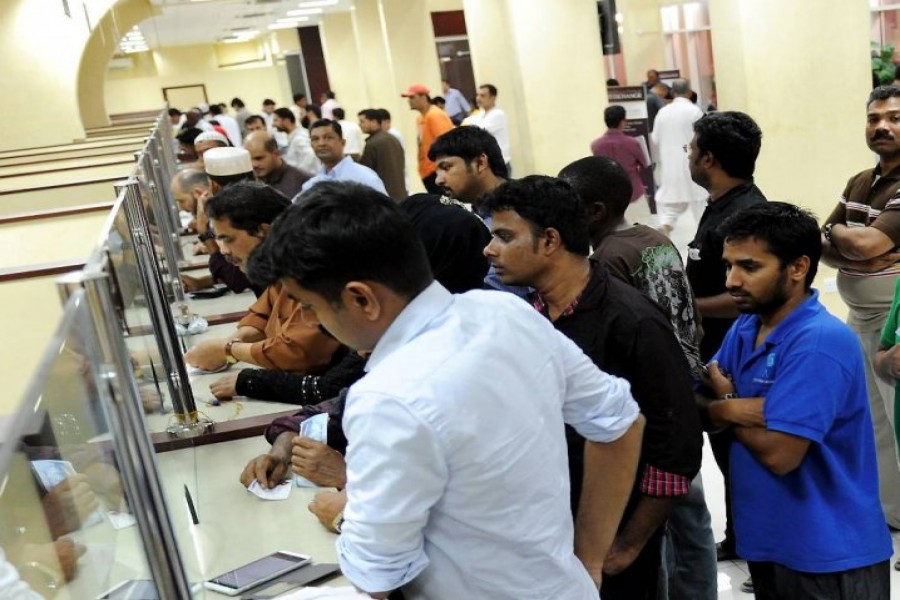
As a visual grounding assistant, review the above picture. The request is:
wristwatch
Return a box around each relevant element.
[823,223,835,243]
[331,512,345,533]
[224,339,240,364]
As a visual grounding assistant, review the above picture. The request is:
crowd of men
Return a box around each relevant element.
[164,80,900,600]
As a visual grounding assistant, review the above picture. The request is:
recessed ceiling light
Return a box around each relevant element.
[286,8,323,16]
[268,23,300,29]
[297,0,338,7]
[277,16,310,22]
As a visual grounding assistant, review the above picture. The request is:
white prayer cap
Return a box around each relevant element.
[194,130,229,146]
[204,147,252,177]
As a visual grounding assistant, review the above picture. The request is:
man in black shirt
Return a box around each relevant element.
[482,175,702,600]
[685,111,766,570]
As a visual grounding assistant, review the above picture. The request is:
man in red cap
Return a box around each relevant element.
[402,83,454,193]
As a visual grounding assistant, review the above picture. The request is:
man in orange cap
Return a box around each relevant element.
[402,83,454,193]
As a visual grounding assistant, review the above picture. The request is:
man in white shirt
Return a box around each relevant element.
[246,181,645,600]
[209,103,242,147]
[298,120,386,197]
[470,83,512,174]
[273,107,318,174]
[650,78,707,236]
[320,90,340,120]
[332,107,364,160]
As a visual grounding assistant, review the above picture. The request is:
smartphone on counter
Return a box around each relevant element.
[202,551,311,596]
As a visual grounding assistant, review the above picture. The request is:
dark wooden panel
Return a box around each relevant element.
[431,10,467,37]
[0,201,114,225]
[152,409,298,452]
[298,26,331,100]
[0,259,85,283]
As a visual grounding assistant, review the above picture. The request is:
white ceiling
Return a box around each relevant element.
[135,0,350,48]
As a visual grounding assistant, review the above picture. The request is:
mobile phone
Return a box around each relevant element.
[243,563,340,599]
[96,579,158,599]
[202,551,311,596]
[188,284,228,299]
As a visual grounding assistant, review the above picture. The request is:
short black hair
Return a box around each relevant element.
[310,118,342,137]
[306,104,322,120]
[263,98,276,106]
[206,182,290,235]
[323,90,336,99]
[558,156,632,217]
[209,104,223,116]
[693,111,762,179]
[293,93,306,103]
[868,85,900,105]
[606,78,620,87]
[432,96,446,106]
[479,84,498,97]
[208,172,254,189]
[273,108,295,123]
[231,97,245,109]
[604,105,627,128]
[332,107,345,120]
[176,127,203,146]
[245,115,266,127]
[719,201,821,289]
[481,176,591,256]
[247,182,433,304]
[168,108,182,117]
[377,108,392,121]
[428,127,508,178]
[358,109,383,123]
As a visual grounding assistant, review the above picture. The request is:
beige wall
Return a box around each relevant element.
[105,41,295,115]
[0,213,110,270]
[618,0,666,86]
[709,0,872,222]
[465,0,608,176]
[0,0,103,149]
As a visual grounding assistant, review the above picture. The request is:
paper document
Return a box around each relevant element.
[247,480,292,501]
[294,413,329,488]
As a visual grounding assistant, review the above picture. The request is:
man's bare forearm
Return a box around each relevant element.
[695,292,739,319]
[575,415,645,580]
[614,495,677,557]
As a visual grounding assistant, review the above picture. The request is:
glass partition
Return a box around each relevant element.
[0,288,191,598]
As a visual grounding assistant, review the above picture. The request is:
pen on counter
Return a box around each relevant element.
[184,485,199,525]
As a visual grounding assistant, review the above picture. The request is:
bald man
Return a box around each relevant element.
[243,131,311,199]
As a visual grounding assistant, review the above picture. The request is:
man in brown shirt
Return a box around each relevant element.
[184,182,341,378]
[822,85,900,530]
[357,109,407,201]
[243,131,311,199]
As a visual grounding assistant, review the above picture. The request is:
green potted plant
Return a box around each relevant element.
[872,41,897,84]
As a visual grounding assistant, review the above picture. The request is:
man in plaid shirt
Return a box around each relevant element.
[482,175,702,600]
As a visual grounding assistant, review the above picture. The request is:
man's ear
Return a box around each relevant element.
[542,228,564,254]
[473,153,490,174]
[789,256,811,284]
[257,223,271,237]
[343,282,381,321]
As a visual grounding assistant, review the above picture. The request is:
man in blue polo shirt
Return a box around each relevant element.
[698,202,893,599]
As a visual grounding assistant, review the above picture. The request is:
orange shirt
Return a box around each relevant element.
[416,106,454,178]
[238,282,341,372]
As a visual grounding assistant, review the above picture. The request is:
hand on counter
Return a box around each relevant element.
[308,489,347,533]
[210,372,239,400]
[41,474,99,539]
[184,339,228,372]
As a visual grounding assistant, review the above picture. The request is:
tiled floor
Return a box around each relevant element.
[623,199,900,598]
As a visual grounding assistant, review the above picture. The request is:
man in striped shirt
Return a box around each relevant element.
[822,84,900,531]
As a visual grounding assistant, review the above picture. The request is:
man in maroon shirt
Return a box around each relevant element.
[590,105,649,203]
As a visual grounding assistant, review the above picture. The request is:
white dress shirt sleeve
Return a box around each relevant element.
[555,332,640,443]
[337,392,446,594]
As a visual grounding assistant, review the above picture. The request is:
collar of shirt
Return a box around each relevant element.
[319,155,355,176]
[263,163,287,185]
[365,281,451,373]
[872,162,900,181]
[732,289,822,355]
[707,180,758,213]
[528,264,597,318]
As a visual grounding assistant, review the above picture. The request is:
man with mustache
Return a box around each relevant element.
[821,85,900,534]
